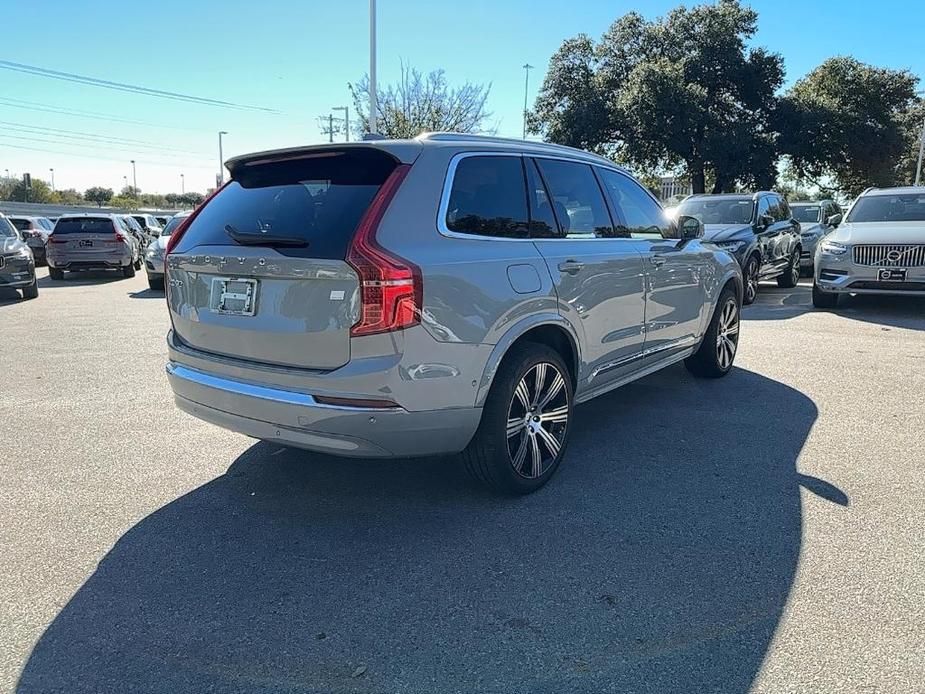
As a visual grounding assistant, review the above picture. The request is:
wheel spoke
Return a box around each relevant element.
[511,434,528,472]
[536,372,565,411]
[507,417,525,439]
[539,404,569,424]
[536,425,561,458]
[725,322,739,336]
[529,435,542,477]
[530,363,547,408]
[514,379,530,412]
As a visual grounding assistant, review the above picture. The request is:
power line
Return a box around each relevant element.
[0,142,215,169]
[0,133,212,164]
[0,120,211,155]
[0,96,210,131]
[0,59,282,114]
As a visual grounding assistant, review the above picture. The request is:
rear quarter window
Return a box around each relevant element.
[174,148,398,259]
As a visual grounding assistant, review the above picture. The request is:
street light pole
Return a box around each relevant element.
[130,160,137,208]
[180,173,185,195]
[333,106,350,141]
[49,168,55,192]
[369,0,378,135]
[522,63,534,140]
[915,119,925,187]
[218,131,228,185]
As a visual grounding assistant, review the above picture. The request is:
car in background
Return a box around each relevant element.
[46,214,137,280]
[155,215,171,227]
[0,213,38,299]
[119,215,148,264]
[8,216,54,265]
[676,192,802,304]
[813,186,925,308]
[145,211,190,290]
[791,200,842,273]
[164,134,743,495]
[130,214,163,243]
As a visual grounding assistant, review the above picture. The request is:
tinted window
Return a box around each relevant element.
[847,193,925,223]
[162,216,188,235]
[445,156,528,238]
[597,168,671,239]
[53,218,117,234]
[176,148,398,258]
[775,197,791,221]
[792,205,821,223]
[9,218,30,231]
[0,217,15,237]
[131,215,148,228]
[756,196,771,220]
[677,198,753,225]
[524,158,559,238]
[39,218,54,230]
[534,158,613,237]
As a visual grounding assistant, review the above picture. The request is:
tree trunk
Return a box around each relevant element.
[690,162,706,194]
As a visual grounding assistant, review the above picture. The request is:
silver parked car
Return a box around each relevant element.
[145,211,190,290]
[164,134,743,494]
[46,214,137,280]
[8,216,54,265]
[790,200,842,272]
[813,186,925,308]
[0,213,38,299]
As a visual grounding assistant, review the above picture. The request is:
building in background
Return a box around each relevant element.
[659,176,693,202]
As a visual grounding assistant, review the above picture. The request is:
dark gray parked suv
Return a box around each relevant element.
[676,192,802,304]
[164,134,743,494]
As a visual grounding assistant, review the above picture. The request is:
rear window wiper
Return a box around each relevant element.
[224,224,308,247]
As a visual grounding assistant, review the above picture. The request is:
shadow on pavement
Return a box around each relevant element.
[18,364,830,694]
[128,288,164,299]
[747,282,925,331]
[36,270,127,288]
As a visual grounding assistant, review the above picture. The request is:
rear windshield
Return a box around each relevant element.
[174,148,398,259]
[847,194,925,223]
[791,205,821,223]
[53,218,116,234]
[9,219,30,231]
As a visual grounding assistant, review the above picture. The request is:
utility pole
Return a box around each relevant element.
[180,173,185,195]
[333,106,350,141]
[522,63,534,140]
[49,168,55,191]
[130,160,137,209]
[369,0,378,135]
[218,131,228,185]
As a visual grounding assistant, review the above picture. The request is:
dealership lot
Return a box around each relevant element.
[1,269,924,693]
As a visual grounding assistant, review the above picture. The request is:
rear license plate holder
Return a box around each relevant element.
[877,268,907,282]
[79,240,93,248]
[210,277,259,316]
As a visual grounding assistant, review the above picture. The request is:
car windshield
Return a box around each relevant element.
[0,217,16,237]
[791,205,821,223]
[847,194,925,223]
[161,216,188,235]
[677,198,754,225]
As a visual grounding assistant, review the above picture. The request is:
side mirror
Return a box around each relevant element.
[826,213,842,228]
[757,214,773,230]
[677,215,704,240]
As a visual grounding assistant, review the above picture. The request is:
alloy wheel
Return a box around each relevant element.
[506,362,569,479]
[715,298,740,370]
[745,259,759,303]
[790,252,800,283]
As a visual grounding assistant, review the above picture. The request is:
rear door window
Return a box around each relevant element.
[533,158,613,238]
[445,155,528,238]
[53,218,116,234]
[176,148,399,258]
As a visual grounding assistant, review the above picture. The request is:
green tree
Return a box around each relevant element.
[897,98,925,186]
[778,57,920,197]
[177,192,204,207]
[120,185,140,199]
[350,64,493,138]
[529,0,783,193]
[53,188,84,205]
[85,186,114,207]
[0,176,15,201]
[11,177,56,203]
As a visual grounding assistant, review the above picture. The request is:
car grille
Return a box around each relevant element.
[849,281,925,291]
[853,245,925,267]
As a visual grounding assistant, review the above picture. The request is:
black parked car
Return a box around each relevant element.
[676,192,802,304]
[0,213,38,299]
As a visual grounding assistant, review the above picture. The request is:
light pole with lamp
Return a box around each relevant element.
[49,168,55,192]
[180,173,185,195]
[332,106,350,141]
[130,160,138,209]
[522,63,534,139]
[218,131,228,185]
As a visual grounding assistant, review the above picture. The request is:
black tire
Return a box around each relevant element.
[21,280,39,299]
[462,343,573,495]
[134,257,142,270]
[777,249,801,288]
[742,254,760,305]
[685,285,740,378]
[122,263,136,278]
[48,266,64,280]
[812,282,839,309]
[148,275,164,291]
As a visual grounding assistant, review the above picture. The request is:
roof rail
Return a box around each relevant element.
[859,186,876,196]
[414,131,616,165]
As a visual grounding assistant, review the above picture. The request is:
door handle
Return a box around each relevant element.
[557,260,584,275]
[650,255,667,267]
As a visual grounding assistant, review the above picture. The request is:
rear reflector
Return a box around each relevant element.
[346,164,420,336]
[313,395,400,409]
[48,237,67,244]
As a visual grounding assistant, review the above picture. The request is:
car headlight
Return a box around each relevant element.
[714,240,746,253]
[819,240,848,255]
[16,246,33,258]
[146,248,163,259]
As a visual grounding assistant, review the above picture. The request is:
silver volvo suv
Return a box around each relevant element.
[165,134,743,494]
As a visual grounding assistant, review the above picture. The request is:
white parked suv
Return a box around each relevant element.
[813,186,925,308]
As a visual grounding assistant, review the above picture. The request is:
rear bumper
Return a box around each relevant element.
[166,362,482,458]
[47,251,131,270]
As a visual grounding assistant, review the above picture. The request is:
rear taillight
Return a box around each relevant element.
[114,232,126,243]
[346,164,419,337]
[48,236,67,244]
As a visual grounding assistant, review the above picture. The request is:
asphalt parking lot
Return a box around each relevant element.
[1,268,924,694]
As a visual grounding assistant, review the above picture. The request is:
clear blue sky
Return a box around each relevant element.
[1,0,923,195]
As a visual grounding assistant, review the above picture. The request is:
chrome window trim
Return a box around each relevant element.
[435,151,639,243]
